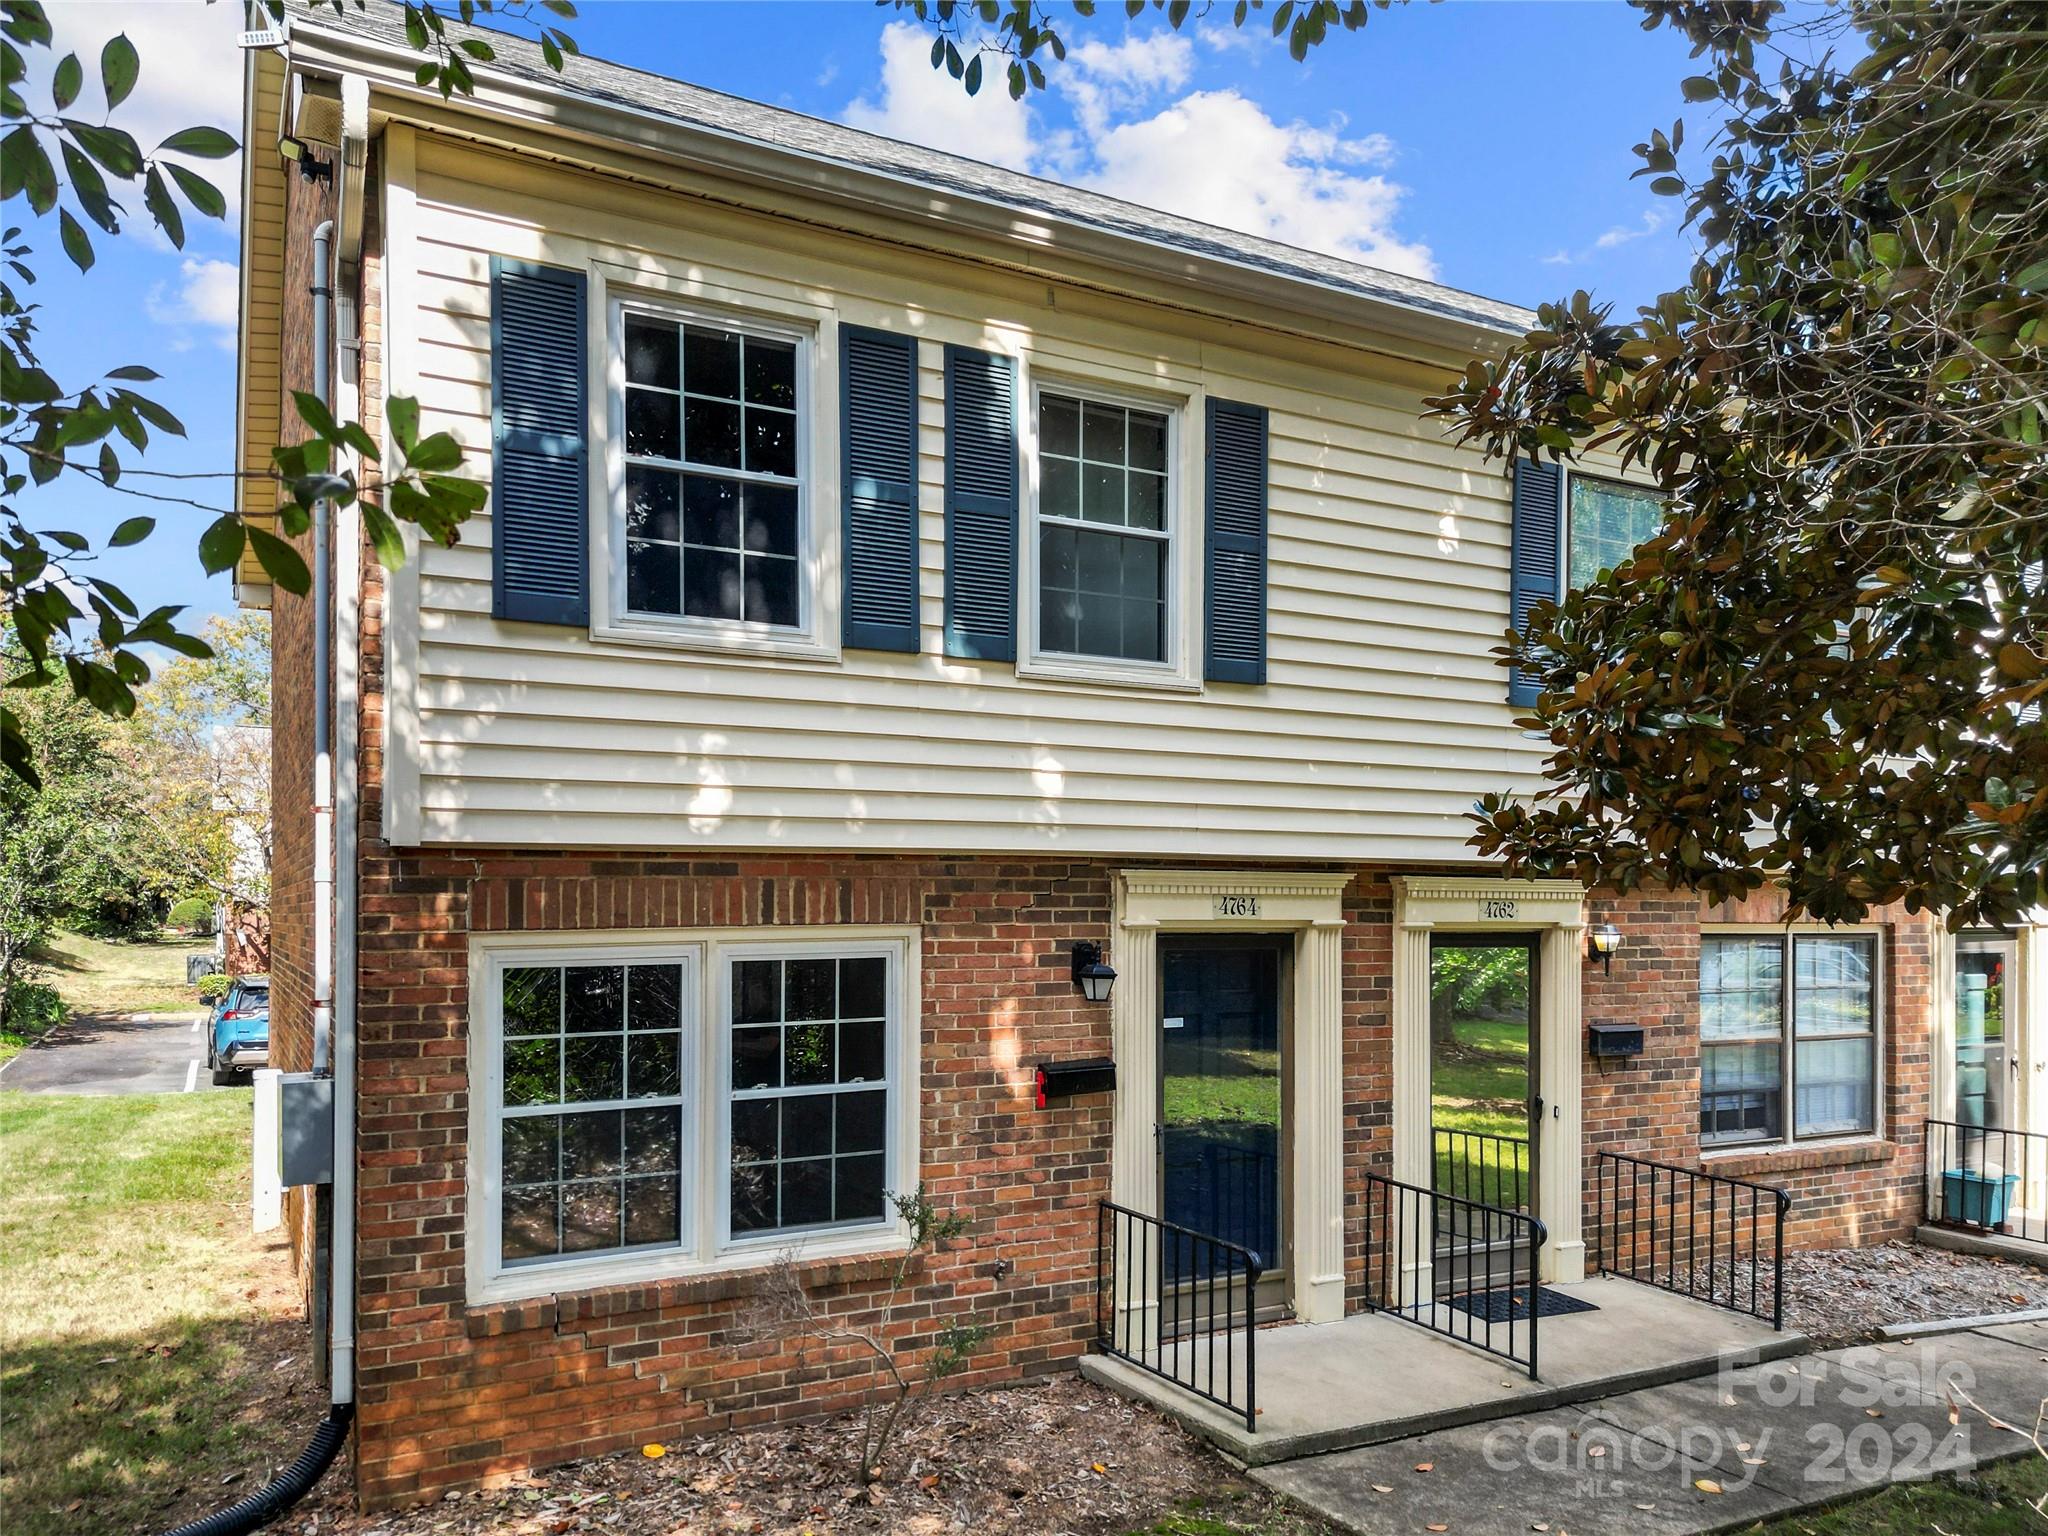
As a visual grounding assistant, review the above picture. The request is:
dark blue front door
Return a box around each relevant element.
[1159,939,1283,1282]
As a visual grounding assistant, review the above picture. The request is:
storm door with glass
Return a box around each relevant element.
[1158,937,1287,1311]
[1428,935,1538,1289]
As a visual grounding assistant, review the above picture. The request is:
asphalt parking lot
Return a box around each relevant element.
[0,1010,236,1094]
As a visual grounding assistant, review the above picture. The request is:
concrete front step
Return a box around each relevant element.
[1079,1275,1805,1467]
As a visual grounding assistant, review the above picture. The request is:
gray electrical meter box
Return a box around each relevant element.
[278,1072,335,1187]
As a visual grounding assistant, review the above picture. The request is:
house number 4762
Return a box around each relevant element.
[1483,898,1519,921]
[1214,895,1261,918]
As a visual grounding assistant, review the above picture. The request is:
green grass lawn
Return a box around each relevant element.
[36,930,212,1018]
[1758,1454,2048,1533]
[0,1092,316,1535]
[1431,1011,1532,1208]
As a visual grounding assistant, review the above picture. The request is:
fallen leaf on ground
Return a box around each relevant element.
[1371,1484,1394,1494]
[1694,1479,1723,1495]
[1414,1461,1434,1473]
[640,1445,665,1459]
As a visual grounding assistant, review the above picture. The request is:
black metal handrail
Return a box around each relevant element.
[1927,1119,2046,1248]
[1095,1200,1261,1432]
[1359,1169,1548,1379]
[1595,1150,1790,1329]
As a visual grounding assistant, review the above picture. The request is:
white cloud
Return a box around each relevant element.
[1594,208,1666,250]
[44,0,245,235]
[1064,34,1194,135]
[1082,91,1433,277]
[1544,209,1668,266]
[146,257,239,350]
[842,21,1036,173]
[843,22,1433,279]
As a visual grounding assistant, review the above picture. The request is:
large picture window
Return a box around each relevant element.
[1700,932,1879,1147]
[1567,475,1664,589]
[619,307,804,630]
[1034,390,1172,665]
[472,933,913,1304]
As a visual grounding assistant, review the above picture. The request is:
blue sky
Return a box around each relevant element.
[25,0,1726,640]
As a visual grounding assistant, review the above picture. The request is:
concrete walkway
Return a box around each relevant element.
[1256,1316,2048,1536]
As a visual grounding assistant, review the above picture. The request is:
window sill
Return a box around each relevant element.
[589,617,841,664]
[1015,654,1203,694]
[465,1244,919,1336]
[1701,1138,1896,1177]
[466,1224,910,1310]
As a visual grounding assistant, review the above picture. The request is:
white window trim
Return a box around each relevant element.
[1697,924,1887,1156]
[588,276,839,661]
[1017,370,1203,693]
[712,936,917,1254]
[465,926,920,1308]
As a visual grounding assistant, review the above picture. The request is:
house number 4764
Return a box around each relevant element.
[1214,895,1261,918]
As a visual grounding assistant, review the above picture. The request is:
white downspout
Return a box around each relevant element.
[326,70,369,1409]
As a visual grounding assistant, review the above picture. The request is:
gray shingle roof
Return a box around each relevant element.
[299,3,1535,336]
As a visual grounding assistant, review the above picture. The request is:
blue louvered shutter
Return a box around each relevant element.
[490,256,588,627]
[942,345,1018,661]
[1205,398,1269,684]
[840,326,920,652]
[1507,458,1563,707]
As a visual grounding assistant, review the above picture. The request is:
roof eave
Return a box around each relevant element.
[283,22,1526,359]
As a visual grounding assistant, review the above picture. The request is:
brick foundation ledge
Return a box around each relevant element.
[463,1251,918,1338]
[1702,1139,1897,1178]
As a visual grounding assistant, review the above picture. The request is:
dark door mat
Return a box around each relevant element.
[1441,1286,1601,1323]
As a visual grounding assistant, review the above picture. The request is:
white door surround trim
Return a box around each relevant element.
[1392,875,1589,1285]
[1110,867,1353,1325]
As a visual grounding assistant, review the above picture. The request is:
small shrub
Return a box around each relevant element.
[197,973,230,1001]
[741,1185,991,1481]
[1,980,66,1040]
[166,898,214,933]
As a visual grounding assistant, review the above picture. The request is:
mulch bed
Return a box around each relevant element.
[1780,1240,2048,1343]
[291,1374,1335,1536]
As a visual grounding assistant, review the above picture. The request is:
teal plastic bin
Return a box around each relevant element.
[1941,1167,2019,1228]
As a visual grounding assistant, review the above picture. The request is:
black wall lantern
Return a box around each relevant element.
[1071,940,1117,1003]
[1587,921,1622,974]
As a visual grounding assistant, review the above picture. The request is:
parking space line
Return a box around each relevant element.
[184,1059,199,1093]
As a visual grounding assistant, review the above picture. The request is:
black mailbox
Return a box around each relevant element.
[1588,1022,1646,1059]
[1035,1057,1116,1107]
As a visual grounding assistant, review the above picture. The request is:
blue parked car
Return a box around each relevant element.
[208,975,270,1085]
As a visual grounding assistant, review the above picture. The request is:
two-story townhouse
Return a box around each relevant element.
[234,3,2046,1510]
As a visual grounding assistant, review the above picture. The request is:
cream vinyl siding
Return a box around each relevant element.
[384,135,1550,861]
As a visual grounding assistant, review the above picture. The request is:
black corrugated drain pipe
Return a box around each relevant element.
[160,1403,353,1536]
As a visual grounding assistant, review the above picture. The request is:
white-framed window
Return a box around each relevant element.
[719,944,898,1238]
[611,296,812,638]
[1566,472,1665,589]
[1023,379,1192,686]
[1700,930,1881,1149]
[468,928,918,1305]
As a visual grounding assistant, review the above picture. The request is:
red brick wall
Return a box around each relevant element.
[349,852,1122,1506]
[1582,885,1938,1260]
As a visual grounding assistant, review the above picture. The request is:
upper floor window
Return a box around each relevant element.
[1700,931,1879,1148]
[1566,475,1664,588]
[1033,390,1172,667]
[619,308,804,630]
